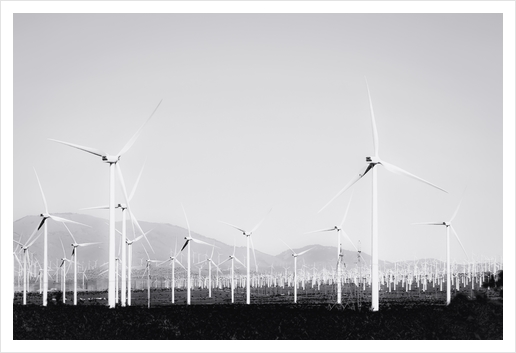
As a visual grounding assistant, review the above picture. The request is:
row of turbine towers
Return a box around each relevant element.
[18,79,473,310]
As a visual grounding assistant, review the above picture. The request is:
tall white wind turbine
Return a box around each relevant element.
[306,193,362,304]
[32,169,89,306]
[125,223,152,306]
[159,245,186,304]
[82,162,147,307]
[62,223,100,306]
[196,246,220,298]
[49,100,161,308]
[218,243,246,303]
[180,205,214,305]
[219,208,272,305]
[281,240,312,304]
[412,191,469,305]
[318,81,447,311]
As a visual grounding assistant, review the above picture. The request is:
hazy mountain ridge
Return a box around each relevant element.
[14,213,432,273]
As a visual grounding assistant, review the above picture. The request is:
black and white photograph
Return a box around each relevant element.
[2,1,514,351]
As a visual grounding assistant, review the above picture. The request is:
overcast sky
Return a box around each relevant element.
[11,12,504,265]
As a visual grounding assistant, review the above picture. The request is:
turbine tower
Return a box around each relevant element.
[318,80,447,311]
[49,100,161,308]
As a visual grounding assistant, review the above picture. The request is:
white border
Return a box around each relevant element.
[2,1,514,352]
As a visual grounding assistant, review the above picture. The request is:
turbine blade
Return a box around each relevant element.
[62,223,78,244]
[128,208,155,254]
[33,169,49,214]
[181,204,192,238]
[142,244,150,260]
[298,248,313,256]
[234,257,246,268]
[250,208,272,234]
[304,228,335,235]
[451,226,469,260]
[339,189,355,229]
[48,138,106,158]
[342,230,359,253]
[450,186,468,222]
[36,217,47,231]
[365,78,379,156]
[318,164,372,213]
[13,240,23,247]
[218,220,246,234]
[280,239,295,254]
[81,205,110,210]
[219,258,231,266]
[49,215,90,228]
[78,242,101,247]
[174,259,187,271]
[191,238,213,247]
[411,222,444,226]
[132,234,144,243]
[180,240,190,252]
[59,238,66,258]
[26,232,43,248]
[117,100,162,157]
[380,160,447,193]
[158,259,171,266]
[129,161,146,202]
[23,224,40,246]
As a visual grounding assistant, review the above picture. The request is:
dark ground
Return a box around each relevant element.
[13,287,503,340]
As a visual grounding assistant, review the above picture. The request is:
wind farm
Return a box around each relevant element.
[7,9,508,346]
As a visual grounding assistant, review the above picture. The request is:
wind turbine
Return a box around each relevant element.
[180,205,214,305]
[126,228,152,306]
[82,161,146,307]
[58,238,73,304]
[49,100,161,308]
[13,232,43,305]
[317,81,447,311]
[31,169,90,306]
[219,208,272,305]
[196,245,220,298]
[412,191,469,305]
[219,244,246,303]
[306,193,362,304]
[141,245,160,309]
[281,240,312,304]
[159,246,186,304]
[62,223,100,305]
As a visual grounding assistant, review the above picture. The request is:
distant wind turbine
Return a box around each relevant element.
[180,204,214,305]
[219,208,272,305]
[196,246,220,298]
[412,189,469,305]
[281,240,312,304]
[318,80,447,311]
[13,232,43,305]
[49,100,161,308]
[306,192,362,304]
[62,223,100,306]
[219,243,246,303]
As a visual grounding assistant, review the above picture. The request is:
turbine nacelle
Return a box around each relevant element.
[102,155,120,163]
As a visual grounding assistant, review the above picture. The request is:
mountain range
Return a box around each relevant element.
[13,213,437,274]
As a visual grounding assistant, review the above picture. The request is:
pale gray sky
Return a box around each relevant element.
[12,13,504,264]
